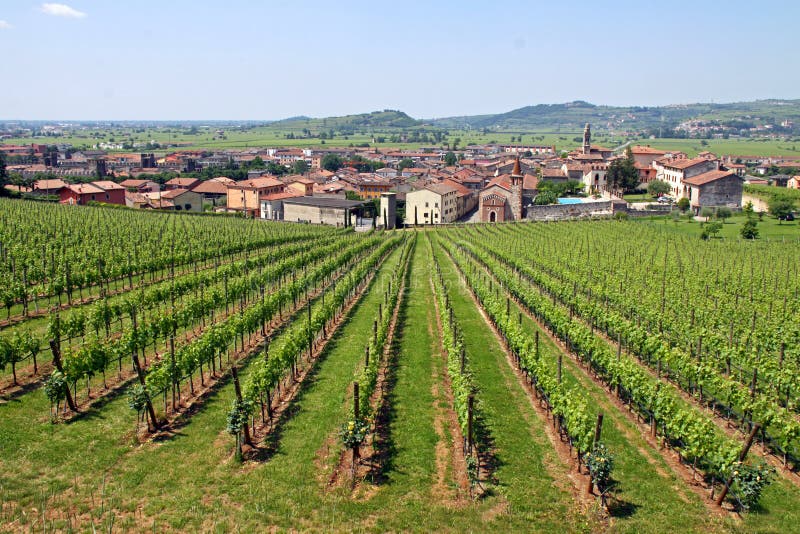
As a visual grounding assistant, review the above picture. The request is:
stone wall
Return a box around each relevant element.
[694,175,743,208]
[284,203,348,226]
[524,201,612,221]
[741,193,769,212]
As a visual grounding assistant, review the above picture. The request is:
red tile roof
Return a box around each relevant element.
[683,170,739,186]
[161,188,193,199]
[92,180,124,191]
[192,180,229,195]
[630,145,667,155]
[230,177,284,189]
[65,183,104,195]
[425,183,458,196]
[34,178,69,191]
[663,156,713,170]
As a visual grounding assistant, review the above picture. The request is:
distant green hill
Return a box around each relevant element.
[272,110,420,131]
[430,99,800,132]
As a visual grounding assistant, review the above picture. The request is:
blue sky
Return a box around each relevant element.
[0,0,797,120]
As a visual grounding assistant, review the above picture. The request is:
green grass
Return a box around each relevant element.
[0,244,407,530]
[446,229,800,533]
[633,137,800,158]
[431,243,592,531]
[621,193,660,203]
[435,240,736,533]
[638,213,800,241]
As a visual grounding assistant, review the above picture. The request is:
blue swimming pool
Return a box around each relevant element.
[557,198,583,205]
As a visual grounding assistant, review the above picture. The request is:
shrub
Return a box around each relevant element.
[585,443,614,494]
[740,219,759,239]
[730,461,775,511]
[701,220,722,240]
[715,206,732,221]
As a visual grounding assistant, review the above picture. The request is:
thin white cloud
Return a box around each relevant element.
[0,20,12,29]
[39,3,87,19]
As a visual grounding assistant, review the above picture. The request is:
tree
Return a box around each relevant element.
[677,197,690,212]
[768,197,795,224]
[444,152,457,166]
[740,218,759,239]
[397,158,414,171]
[250,156,265,169]
[606,149,639,193]
[292,160,309,175]
[647,180,671,198]
[321,154,343,172]
[0,153,8,197]
[266,162,288,176]
[534,191,558,205]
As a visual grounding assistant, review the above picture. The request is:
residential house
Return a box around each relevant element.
[342,174,392,199]
[654,156,720,199]
[192,177,234,206]
[682,170,744,212]
[91,181,127,204]
[33,178,69,195]
[164,177,201,191]
[160,188,204,212]
[226,176,286,217]
[59,183,106,205]
[285,176,315,196]
[629,146,667,168]
[404,183,459,225]
[119,179,160,193]
[442,179,478,219]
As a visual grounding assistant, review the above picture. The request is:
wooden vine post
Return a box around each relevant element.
[48,338,78,412]
[352,381,360,479]
[231,366,251,446]
[131,351,159,431]
[131,309,159,431]
[715,423,761,506]
[467,394,475,455]
[586,412,604,495]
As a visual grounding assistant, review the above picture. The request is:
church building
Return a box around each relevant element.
[478,157,525,222]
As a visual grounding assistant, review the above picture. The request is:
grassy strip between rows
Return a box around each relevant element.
[434,235,728,534]
[0,236,394,529]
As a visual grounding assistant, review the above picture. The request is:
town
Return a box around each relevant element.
[2,121,798,228]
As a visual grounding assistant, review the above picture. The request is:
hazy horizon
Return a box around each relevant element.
[1,0,798,120]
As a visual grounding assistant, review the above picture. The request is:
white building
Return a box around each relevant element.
[404,183,459,225]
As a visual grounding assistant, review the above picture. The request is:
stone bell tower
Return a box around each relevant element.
[510,156,523,220]
[583,123,591,155]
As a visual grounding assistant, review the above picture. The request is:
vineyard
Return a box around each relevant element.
[2,199,800,532]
